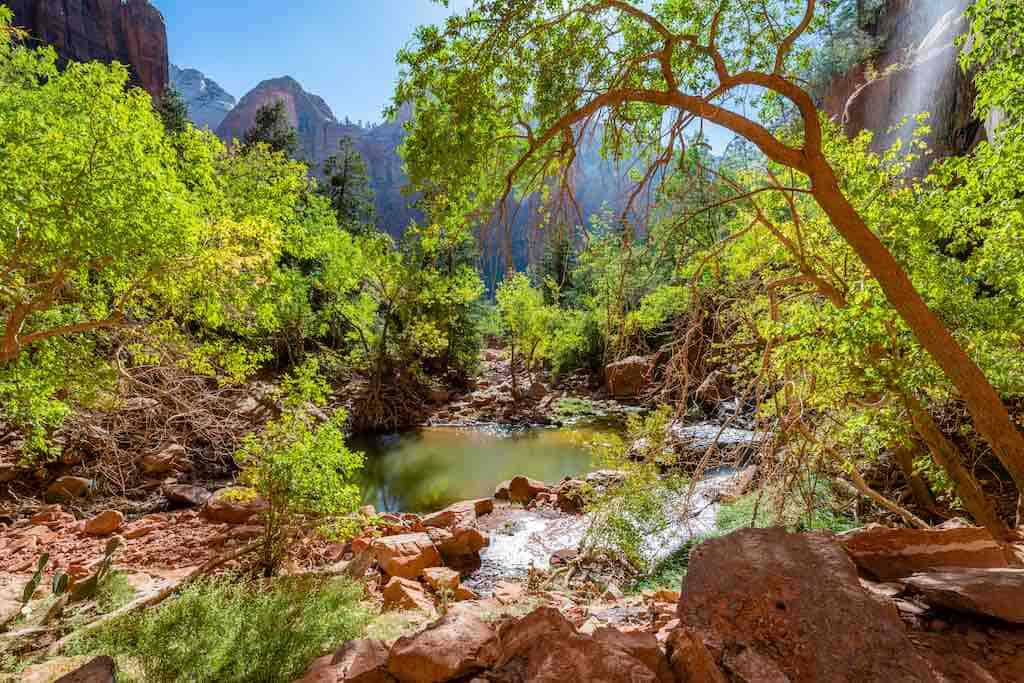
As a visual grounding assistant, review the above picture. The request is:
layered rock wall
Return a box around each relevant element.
[9,0,169,98]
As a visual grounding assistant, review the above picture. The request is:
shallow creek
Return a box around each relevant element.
[354,424,746,589]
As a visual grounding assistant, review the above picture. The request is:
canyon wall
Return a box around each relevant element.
[823,0,981,173]
[9,0,169,98]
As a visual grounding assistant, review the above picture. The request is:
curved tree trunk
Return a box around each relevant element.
[807,155,1024,524]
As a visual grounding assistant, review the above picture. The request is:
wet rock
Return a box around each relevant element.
[45,476,92,503]
[509,476,549,504]
[838,525,1010,580]
[163,484,212,508]
[383,577,435,613]
[434,526,488,562]
[472,498,494,516]
[201,488,268,525]
[388,610,500,683]
[422,567,460,593]
[83,510,124,536]
[694,370,733,405]
[555,479,586,513]
[605,355,652,399]
[372,533,442,579]
[905,568,1024,624]
[428,387,451,404]
[53,656,116,683]
[494,480,511,499]
[679,527,930,682]
[493,580,525,605]
[141,444,188,476]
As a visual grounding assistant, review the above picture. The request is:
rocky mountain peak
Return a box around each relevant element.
[170,64,236,131]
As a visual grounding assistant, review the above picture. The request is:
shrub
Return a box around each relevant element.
[67,577,371,683]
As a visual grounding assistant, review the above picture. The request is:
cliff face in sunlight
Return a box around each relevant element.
[823,0,982,173]
[9,0,169,98]
[216,76,418,239]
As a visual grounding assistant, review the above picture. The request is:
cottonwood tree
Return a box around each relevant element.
[395,0,1024,522]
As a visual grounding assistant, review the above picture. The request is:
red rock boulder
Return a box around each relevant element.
[838,525,1011,581]
[388,609,500,683]
[201,488,268,525]
[382,577,435,613]
[678,527,932,682]
[372,533,442,579]
[605,355,652,399]
[509,476,549,504]
[296,639,394,683]
[905,568,1024,624]
[83,510,124,537]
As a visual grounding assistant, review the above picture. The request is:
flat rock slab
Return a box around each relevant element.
[905,568,1024,624]
[838,525,1009,581]
[681,527,933,682]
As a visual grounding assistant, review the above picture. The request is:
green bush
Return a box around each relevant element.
[67,577,371,683]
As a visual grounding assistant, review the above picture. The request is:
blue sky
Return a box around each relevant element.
[158,1,466,124]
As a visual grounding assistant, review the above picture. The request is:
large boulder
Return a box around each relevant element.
[838,525,1010,580]
[605,355,652,399]
[492,607,672,682]
[421,501,476,530]
[428,526,488,563]
[905,568,1024,624]
[388,609,500,682]
[140,444,189,476]
[372,533,442,579]
[422,567,460,593]
[296,639,394,683]
[679,528,932,682]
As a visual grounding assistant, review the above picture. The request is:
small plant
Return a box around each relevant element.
[67,576,371,683]
[582,407,686,573]
[235,360,364,575]
[21,553,50,604]
[71,537,122,602]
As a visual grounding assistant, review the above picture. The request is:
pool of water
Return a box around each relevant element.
[353,425,616,513]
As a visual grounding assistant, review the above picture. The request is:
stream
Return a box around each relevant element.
[354,423,754,589]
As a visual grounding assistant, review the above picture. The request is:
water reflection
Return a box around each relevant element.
[352,426,610,513]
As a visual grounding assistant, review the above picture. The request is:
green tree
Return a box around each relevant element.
[394,0,1024,518]
[235,360,364,575]
[496,273,552,398]
[243,99,298,157]
[156,85,190,134]
[321,136,376,234]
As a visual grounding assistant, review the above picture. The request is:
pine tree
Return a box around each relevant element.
[243,100,299,157]
[321,136,375,234]
[155,86,189,135]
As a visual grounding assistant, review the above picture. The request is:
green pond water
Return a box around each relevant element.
[353,426,615,513]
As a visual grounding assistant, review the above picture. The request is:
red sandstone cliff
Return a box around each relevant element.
[9,0,169,98]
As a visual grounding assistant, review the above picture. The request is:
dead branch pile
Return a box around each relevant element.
[59,364,275,498]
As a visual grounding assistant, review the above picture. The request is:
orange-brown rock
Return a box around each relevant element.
[297,639,395,683]
[45,476,92,503]
[432,526,487,561]
[508,476,549,504]
[201,488,268,525]
[372,533,442,579]
[492,607,669,682]
[680,527,932,682]
[605,355,652,398]
[83,510,124,537]
[421,567,460,593]
[421,501,476,530]
[52,655,117,683]
[382,577,434,614]
[388,610,500,683]
[141,444,188,476]
[905,568,1024,624]
[838,525,1011,581]
[31,505,74,528]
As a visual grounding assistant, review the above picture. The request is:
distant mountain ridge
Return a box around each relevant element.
[215,76,417,238]
[170,64,236,131]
